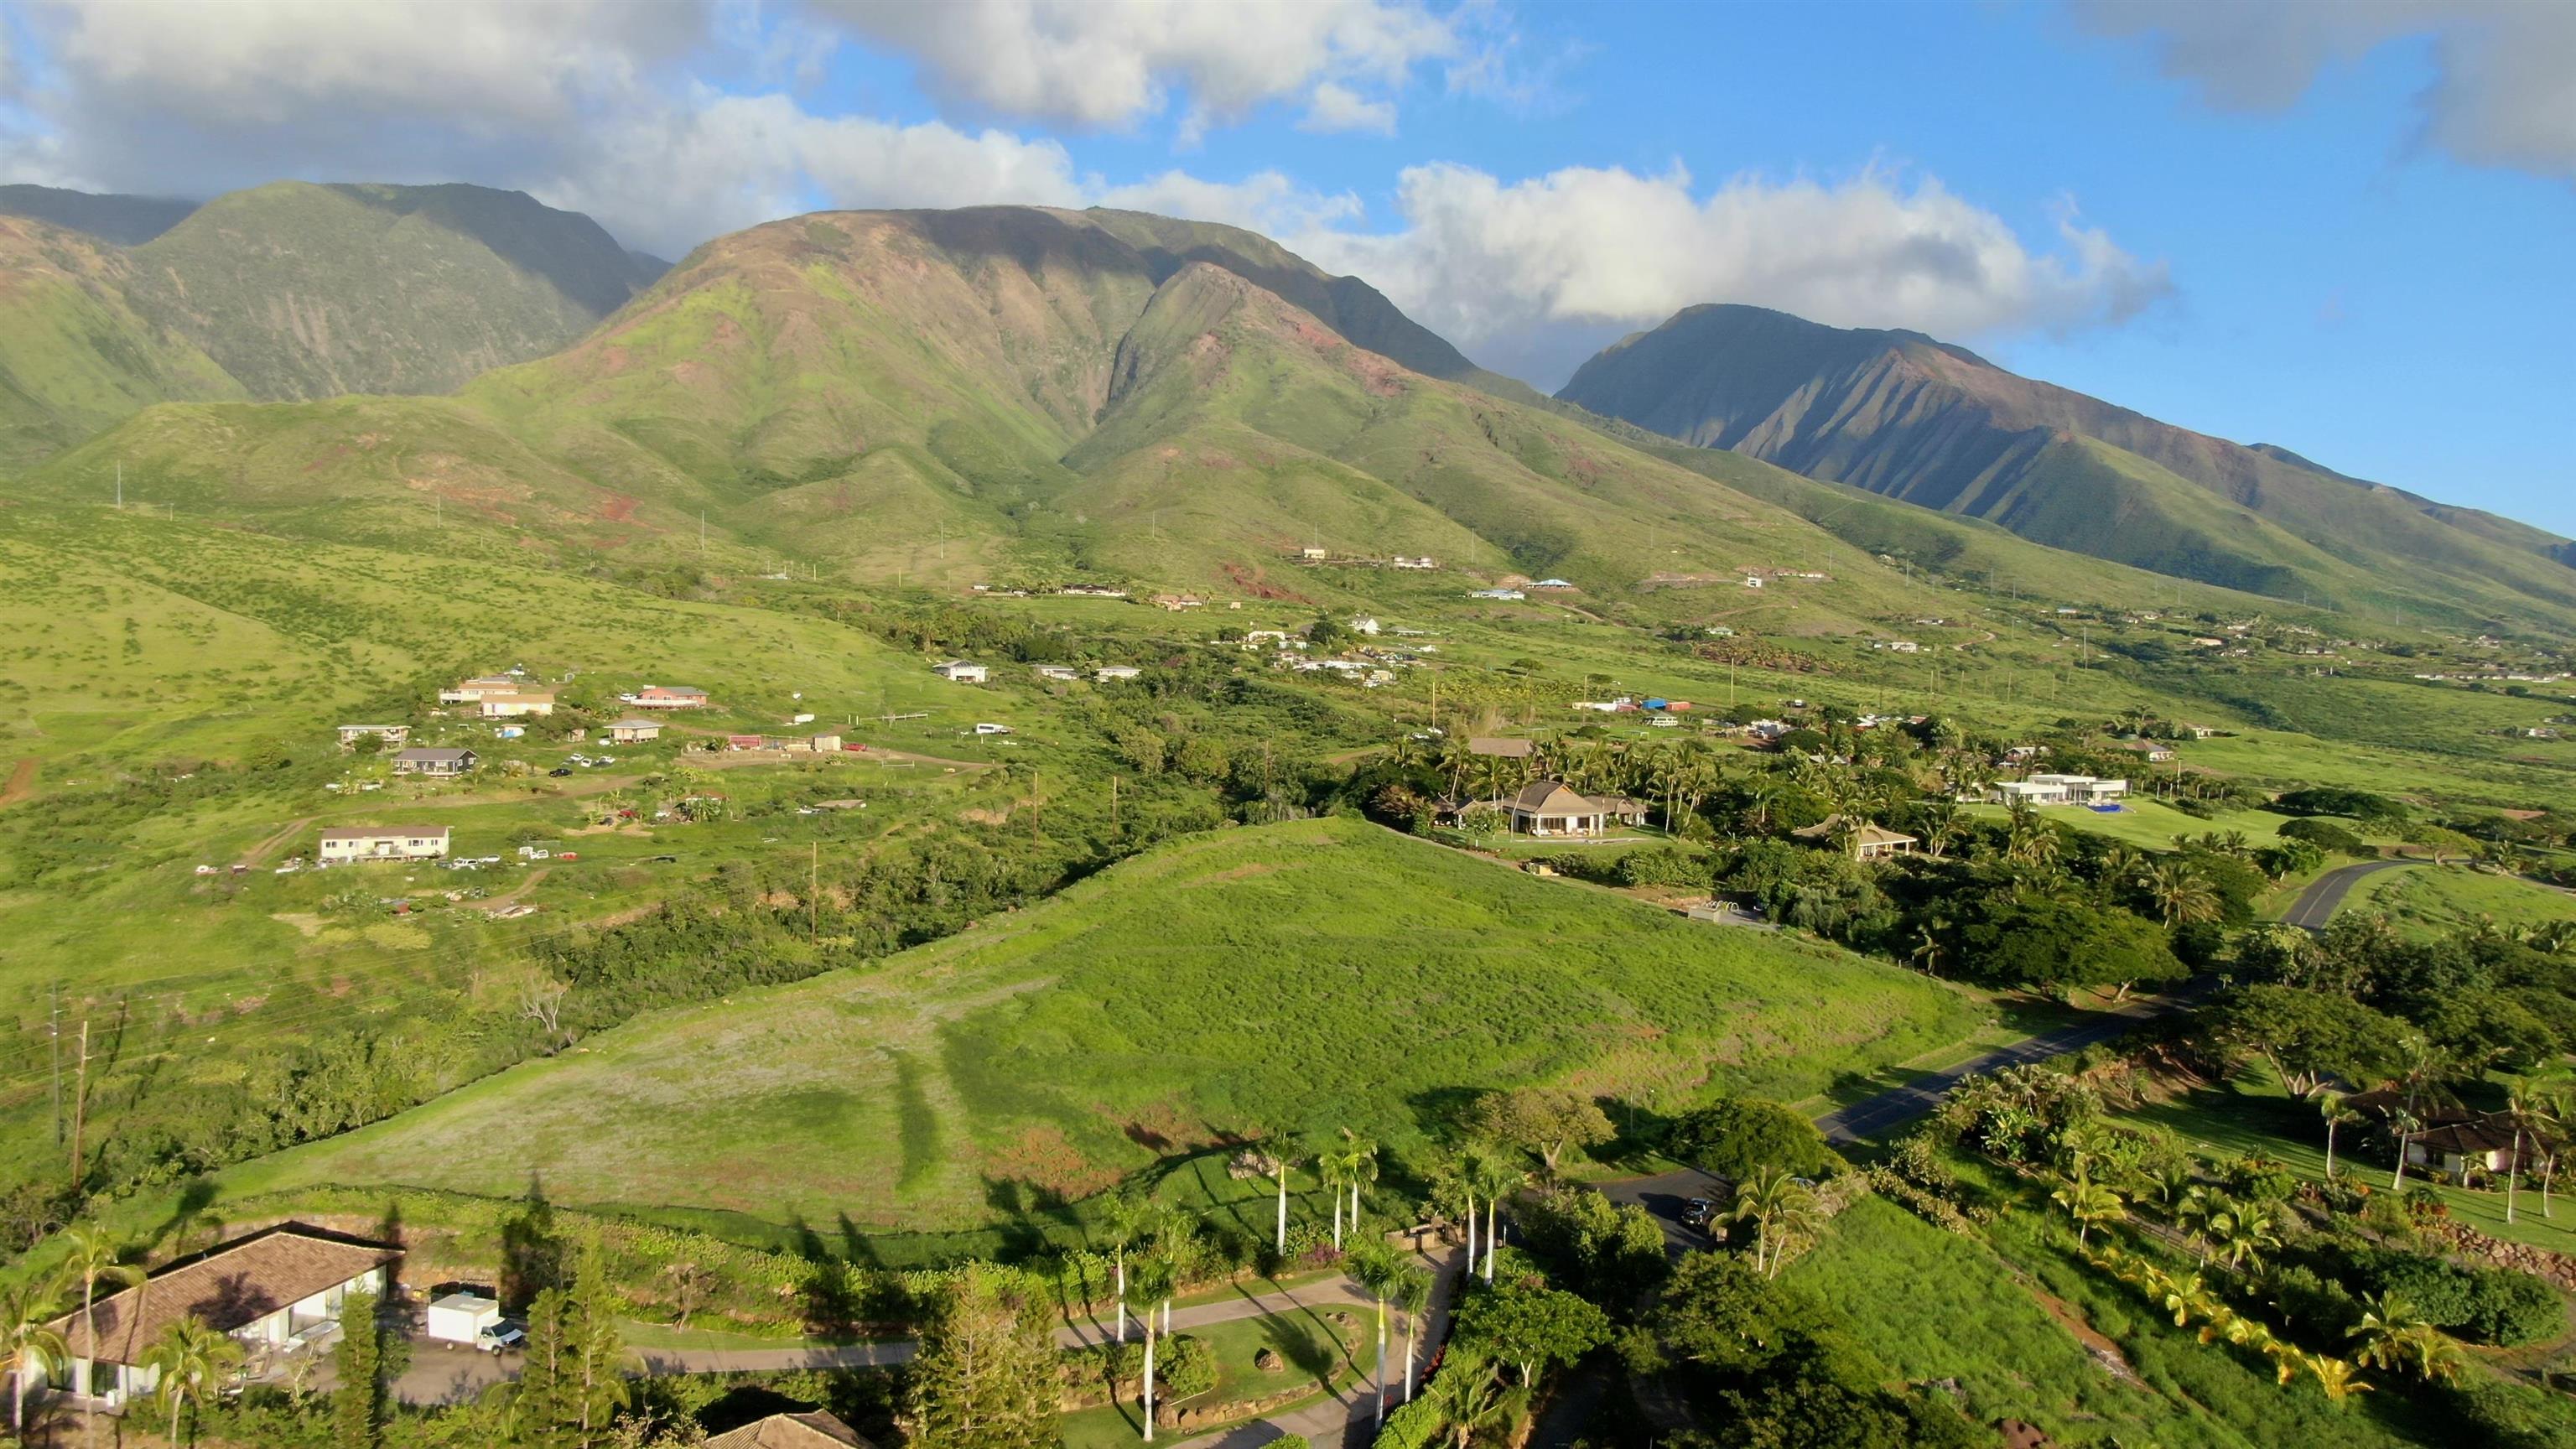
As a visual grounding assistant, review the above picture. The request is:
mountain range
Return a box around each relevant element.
[1557,304,2576,626]
[3,181,2570,637]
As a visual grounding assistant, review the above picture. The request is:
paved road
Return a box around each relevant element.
[1597,1167,1727,1256]
[1810,992,2188,1146]
[2280,858,2417,931]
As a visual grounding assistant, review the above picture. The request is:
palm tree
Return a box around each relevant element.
[2051,1178,2125,1248]
[140,1315,242,1447]
[2350,1292,2464,1384]
[1727,1169,1811,1278]
[1,1278,67,1438]
[1339,1135,1380,1249]
[2213,1202,2282,1273]
[2389,1109,2424,1192]
[2504,1076,2558,1225]
[61,1224,142,1445]
[1098,1190,1154,1343]
[1346,1242,1401,1426]
[1393,1265,1432,1404]
[1318,1153,1349,1252]
[2141,859,2221,927]
[1130,1256,1177,1442]
[2305,1352,2373,1405]
[1460,1152,1521,1283]
[2319,1093,2362,1179]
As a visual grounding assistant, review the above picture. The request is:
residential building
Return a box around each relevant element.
[1468,588,1525,600]
[725,735,771,751]
[36,1223,398,1411]
[630,685,710,709]
[2030,773,2127,802]
[1352,616,1381,636]
[1391,555,1437,570]
[478,692,555,719]
[1790,816,1919,860]
[930,660,989,683]
[787,734,843,754]
[1300,547,1328,560]
[1529,578,1576,591]
[390,747,477,776]
[1989,780,2070,806]
[318,826,452,863]
[1742,575,1765,589]
[1150,594,1205,610]
[1096,665,1141,682]
[1467,736,1533,758]
[1033,665,1080,682]
[335,724,410,750]
[1508,780,1608,837]
[607,719,663,744]
[706,1410,878,1449]
[437,674,520,704]
[1059,584,1128,598]
[2122,739,2179,763]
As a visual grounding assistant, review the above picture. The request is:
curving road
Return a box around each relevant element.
[2279,859,2416,932]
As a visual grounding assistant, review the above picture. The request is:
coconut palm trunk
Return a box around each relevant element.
[2510,1126,2525,1223]
[1141,1315,1157,1443]
[1483,1200,1498,1282]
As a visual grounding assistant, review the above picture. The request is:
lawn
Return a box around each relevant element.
[1058,1308,1363,1448]
[210,816,1980,1244]
[2121,1067,2576,1256]
[1961,799,2299,852]
[2349,865,2576,940]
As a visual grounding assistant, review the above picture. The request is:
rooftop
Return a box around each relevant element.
[319,826,449,843]
[706,1410,875,1449]
[50,1223,398,1366]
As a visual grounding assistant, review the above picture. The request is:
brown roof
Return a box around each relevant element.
[1789,814,1915,847]
[51,1223,397,1366]
[1467,736,1534,758]
[1510,780,1596,815]
[706,1410,876,1449]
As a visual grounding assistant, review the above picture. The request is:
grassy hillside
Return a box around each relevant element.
[125,182,662,400]
[0,185,198,246]
[221,816,1979,1233]
[0,216,246,465]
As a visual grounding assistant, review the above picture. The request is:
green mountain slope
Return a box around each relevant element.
[26,205,1981,631]
[224,815,1975,1231]
[0,216,246,467]
[0,184,199,245]
[125,181,666,399]
[1560,304,2576,629]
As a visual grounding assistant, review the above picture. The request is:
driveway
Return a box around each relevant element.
[2280,859,2416,931]
[1596,1168,1727,1257]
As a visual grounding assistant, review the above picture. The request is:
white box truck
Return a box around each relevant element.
[425,1291,501,1348]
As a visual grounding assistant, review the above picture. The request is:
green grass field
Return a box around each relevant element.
[210,817,1978,1241]
[2349,865,2576,940]
[1961,799,2300,853]
[1057,1310,1362,1448]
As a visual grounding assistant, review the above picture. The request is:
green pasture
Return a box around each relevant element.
[210,816,1978,1241]
[2349,865,2576,940]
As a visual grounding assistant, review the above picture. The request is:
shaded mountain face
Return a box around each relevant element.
[0,216,246,467]
[0,184,200,245]
[0,181,664,462]
[23,205,1960,630]
[1560,304,2576,626]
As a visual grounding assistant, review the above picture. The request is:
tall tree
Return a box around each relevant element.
[1098,1190,1153,1344]
[61,1224,140,1449]
[563,1238,626,1448]
[1467,1088,1613,1177]
[1452,1280,1608,1388]
[901,1265,1059,1449]
[331,1288,389,1449]
[2319,1093,2362,1179]
[1394,1265,1433,1405]
[1347,1243,1401,1426]
[141,1314,242,1448]
[2504,1076,2557,1224]
[1,1278,67,1438]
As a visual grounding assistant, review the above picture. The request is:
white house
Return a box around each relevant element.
[1352,616,1382,636]
[1468,588,1525,600]
[1989,780,2071,806]
[607,718,663,744]
[931,660,989,683]
[478,693,555,719]
[1095,665,1141,683]
[2030,773,2128,803]
[437,674,519,704]
[38,1224,397,1411]
[318,826,451,863]
[335,724,410,750]
[1033,665,1080,682]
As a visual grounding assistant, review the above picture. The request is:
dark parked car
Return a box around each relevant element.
[548,766,573,777]
[1680,1197,1716,1230]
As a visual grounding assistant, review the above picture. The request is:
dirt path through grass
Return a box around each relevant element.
[0,757,34,808]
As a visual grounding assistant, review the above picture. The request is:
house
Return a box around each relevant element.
[707,1409,879,1449]
[478,692,555,719]
[1875,641,1921,653]
[2002,745,2048,763]
[1352,616,1381,636]
[607,718,663,744]
[1468,736,1534,759]
[1060,584,1129,598]
[2341,1092,2539,1180]
[1592,795,1650,825]
[335,724,410,750]
[2030,773,2128,803]
[1990,780,2070,806]
[1508,780,1607,837]
[725,735,771,751]
[34,1223,398,1411]
[787,734,843,754]
[1392,555,1437,570]
[972,722,1013,735]
[630,685,710,710]
[1151,594,1205,610]
[2122,739,2179,763]
[1529,578,1576,591]
[1742,575,1765,589]
[1096,665,1141,683]
[931,660,989,683]
[1300,547,1328,560]
[1033,665,1080,682]
[390,747,476,776]
[1790,815,1919,860]
[1468,588,1526,600]
[317,826,451,863]
[437,674,520,704]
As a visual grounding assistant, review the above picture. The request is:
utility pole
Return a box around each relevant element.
[69,1018,88,1192]
[1109,774,1119,829]
[114,462,122,510]
[49,984,60,1146]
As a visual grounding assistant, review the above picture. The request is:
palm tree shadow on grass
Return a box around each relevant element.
[1260,1309,1341,1388]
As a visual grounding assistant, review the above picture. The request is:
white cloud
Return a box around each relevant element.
[1291,162,2170,389]
[1300,80,1399,136]
[2075,0,2576,181]
[1097,169,1365,236]
[806,0,1449,132]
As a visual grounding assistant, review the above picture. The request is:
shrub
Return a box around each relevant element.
[2278,818,2371,855]
[1615,846,1707,889]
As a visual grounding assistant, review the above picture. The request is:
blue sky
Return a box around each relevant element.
[5,0,2570,531]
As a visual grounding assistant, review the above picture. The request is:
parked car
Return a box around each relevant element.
[1680,1198,1715,1230]
[548,766,573,777]
[478,1321,527,1354]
